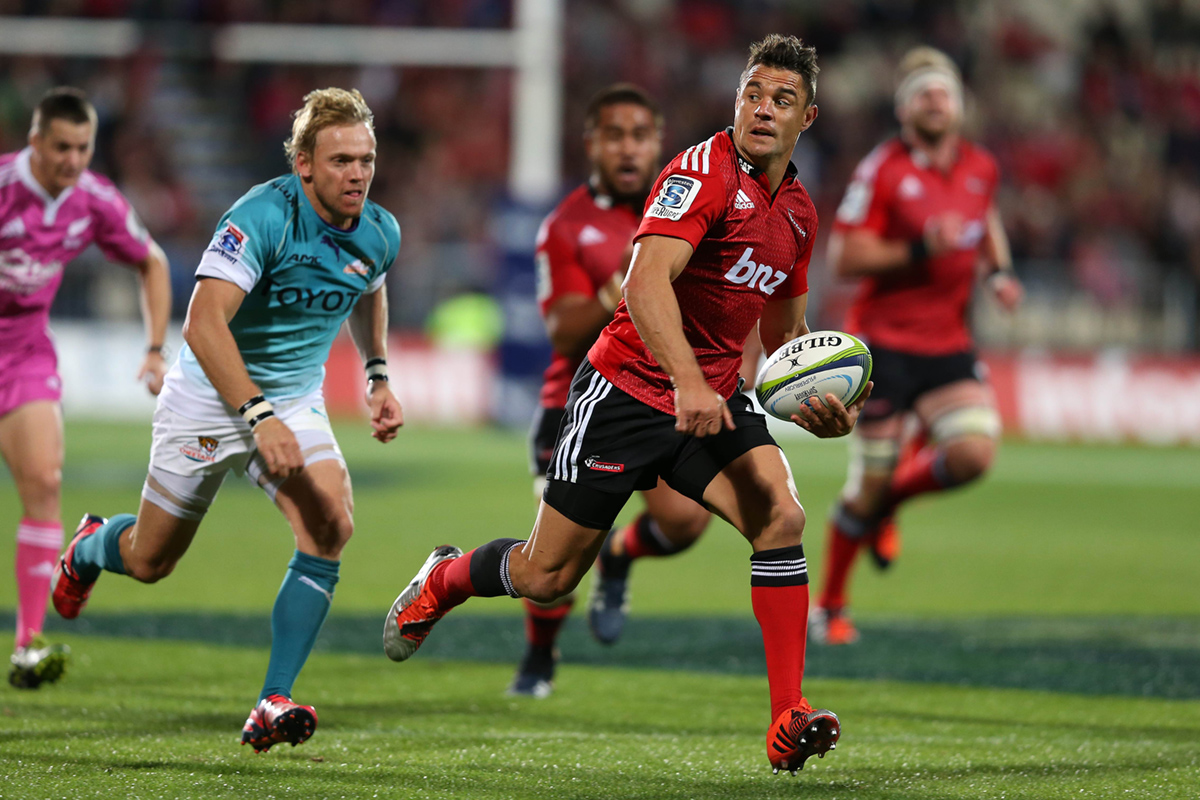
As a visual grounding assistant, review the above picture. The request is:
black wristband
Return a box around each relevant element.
[910,237,929,264]
[237,395,266,415]
[147,344,165,354]
[364,358,387,369]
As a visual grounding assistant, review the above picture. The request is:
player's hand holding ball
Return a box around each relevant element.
[367,380,404,443]
[253,416,304,477]
[756,331,873,438]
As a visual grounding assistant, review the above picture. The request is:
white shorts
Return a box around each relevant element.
[141,388,345,521]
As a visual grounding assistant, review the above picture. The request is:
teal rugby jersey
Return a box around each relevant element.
[182,174,400,401]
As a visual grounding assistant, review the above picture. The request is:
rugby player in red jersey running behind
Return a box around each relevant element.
[384,35,869,774]
[509,84,713,699]
[811,48,1023,646]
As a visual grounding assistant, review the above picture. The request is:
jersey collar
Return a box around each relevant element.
[724,127,797,191]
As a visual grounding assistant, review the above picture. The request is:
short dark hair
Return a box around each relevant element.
[31,87,97,134]
[741,34,819,107]
[584,83,663,133]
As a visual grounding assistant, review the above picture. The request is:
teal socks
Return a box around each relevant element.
[69,514,134,582]
[259,550,340,701]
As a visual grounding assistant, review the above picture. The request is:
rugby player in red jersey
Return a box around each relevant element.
[811,48,1023,646]
[385,35,868,773]
[509,85,713,698]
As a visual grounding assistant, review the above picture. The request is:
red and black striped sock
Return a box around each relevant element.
[750,544,810,722]
[430,538,525,609]
[523,597,574,648]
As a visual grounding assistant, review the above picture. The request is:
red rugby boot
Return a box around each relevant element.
[767,700,840,774]
[51,514,105,620]
[241,694,318,753]
[383,545,463,662]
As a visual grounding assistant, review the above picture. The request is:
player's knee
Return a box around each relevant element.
[657,508,710,545]
[757,502,806,549]
[17,465,61,510]
[310,512,354,559]
[125,554,178,584]
[944,436,995,484]
[521,568,576,604]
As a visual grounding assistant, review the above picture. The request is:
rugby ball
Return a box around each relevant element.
[755,331,872,421]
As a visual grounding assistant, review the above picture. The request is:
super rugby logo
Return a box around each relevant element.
[208,221,248,263]
[180,435,219,463]
[724,247,788,296]
[584,456,625,473]
[647,175,701,222]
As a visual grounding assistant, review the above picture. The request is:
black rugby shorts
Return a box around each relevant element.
[543,359,776,530]
[860,345,985,421]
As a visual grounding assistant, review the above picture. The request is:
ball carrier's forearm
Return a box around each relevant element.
[623,236,733,436]
[623,238,706,392]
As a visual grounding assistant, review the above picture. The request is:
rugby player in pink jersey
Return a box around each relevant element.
[0,87,171,688]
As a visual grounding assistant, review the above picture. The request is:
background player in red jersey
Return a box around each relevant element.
[510,85,713,698]
[811,48,1023,646]
[386,35,870,775]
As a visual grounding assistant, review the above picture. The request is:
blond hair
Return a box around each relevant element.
[897,46,960,83]
[894,46,963,111]
[284,88,374,170]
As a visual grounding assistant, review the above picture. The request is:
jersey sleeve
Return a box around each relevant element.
[833,146,895,237]
[634,155,728,250]
[195,198,282,293]
[366,209,401,293]
[534,215,592,314]
[91,186,152,265]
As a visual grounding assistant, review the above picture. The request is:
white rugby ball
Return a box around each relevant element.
[755,331,873,421]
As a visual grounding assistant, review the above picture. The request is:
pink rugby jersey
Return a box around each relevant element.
[0,147,150,347]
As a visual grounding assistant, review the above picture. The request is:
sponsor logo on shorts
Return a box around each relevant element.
[584,456,624,473]
[180,435,220,463]
[208,221,248,263]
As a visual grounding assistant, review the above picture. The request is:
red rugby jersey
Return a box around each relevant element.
[588,128,817,416]
[535,184,641,408]
[834,136,999,355]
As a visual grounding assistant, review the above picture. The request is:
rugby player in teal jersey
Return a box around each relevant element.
[51,88,403,751]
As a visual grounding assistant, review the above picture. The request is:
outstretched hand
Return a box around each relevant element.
[790,381,873,438]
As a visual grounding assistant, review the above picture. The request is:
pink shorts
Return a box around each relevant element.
[0,334,61,419]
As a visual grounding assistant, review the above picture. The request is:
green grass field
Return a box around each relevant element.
[2,421,1199,798]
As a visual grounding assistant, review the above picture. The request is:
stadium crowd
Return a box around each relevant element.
[0,0,1196,344]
